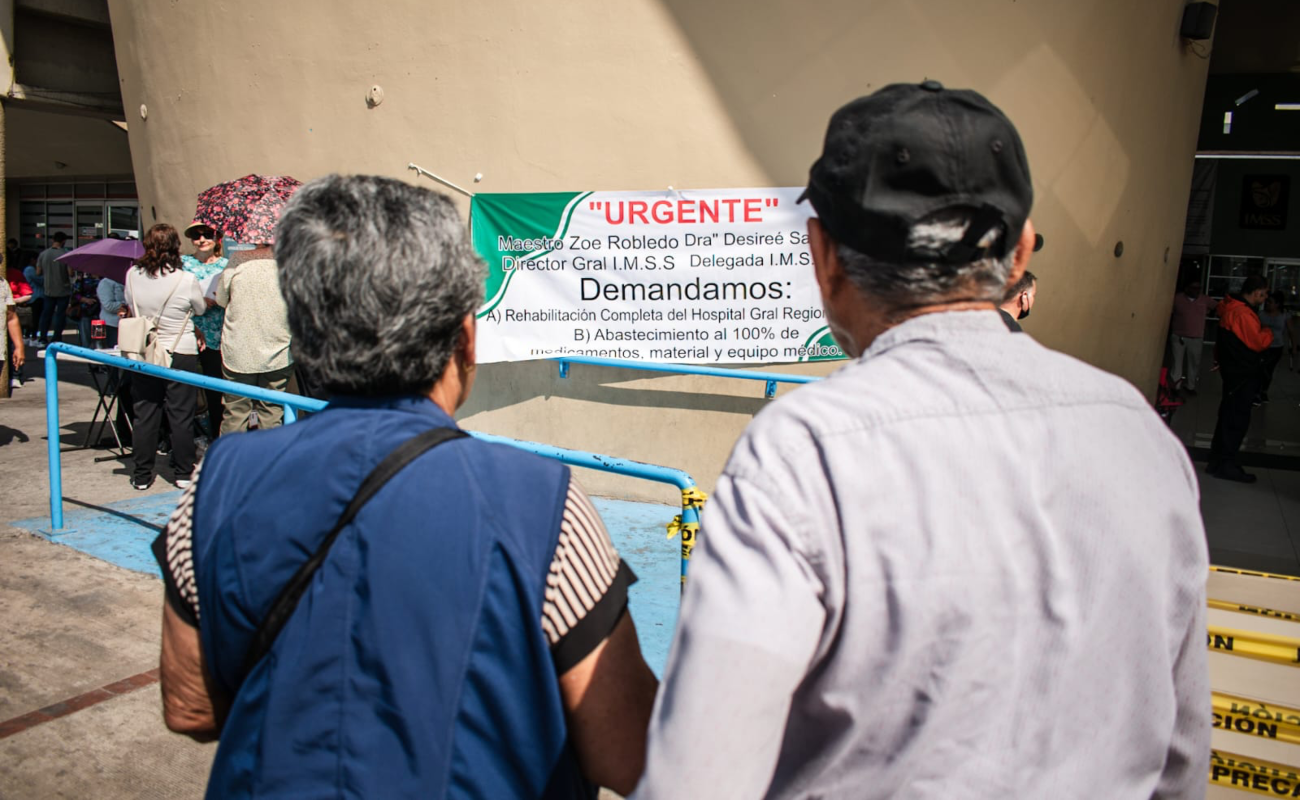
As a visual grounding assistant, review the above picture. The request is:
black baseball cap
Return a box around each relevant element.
[800,80,1033,265]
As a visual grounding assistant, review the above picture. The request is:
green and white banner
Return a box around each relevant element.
[469,188,845,364]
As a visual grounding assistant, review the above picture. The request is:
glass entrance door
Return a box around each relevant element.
[107,204,140,239]
[1265,258,1300,306]
[75,202,105,247]
[1205,254,1264,299]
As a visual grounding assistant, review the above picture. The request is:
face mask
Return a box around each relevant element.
[1017,291,1032,320]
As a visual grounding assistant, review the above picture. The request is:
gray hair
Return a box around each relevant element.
[835,210,1016,314]
[275,174,485,396]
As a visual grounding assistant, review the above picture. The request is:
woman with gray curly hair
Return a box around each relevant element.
[152,175,657,799]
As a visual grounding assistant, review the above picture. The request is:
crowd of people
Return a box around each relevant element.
[1,75,1295,798]
[118,219,301,490]
[1,217,308,490]
[1169,272,1298,483]
[4,233,101,395]
[143,83,1213,799]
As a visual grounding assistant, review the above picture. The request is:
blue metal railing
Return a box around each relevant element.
[44,343,702,581]
[553,355,823,398]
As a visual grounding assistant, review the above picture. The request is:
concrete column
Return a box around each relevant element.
[1,0,12,398]
[0,98,7,398]
[0,0,12,263]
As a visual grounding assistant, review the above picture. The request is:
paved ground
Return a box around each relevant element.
[1,353,217,798]
[2,343,1298,797]
[0,350,665,798]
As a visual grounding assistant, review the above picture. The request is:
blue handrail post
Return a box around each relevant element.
[680,504,700,584]
[45,347,64,531]
[557,359,569,379]
[43,344,704,586]
[42,343,328,531]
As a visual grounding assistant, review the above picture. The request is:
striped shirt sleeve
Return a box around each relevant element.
[542,477,636,673]
[150,462,203,627]
[149,465,634,666]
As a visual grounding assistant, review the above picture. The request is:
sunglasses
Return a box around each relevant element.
[188,228,217,241]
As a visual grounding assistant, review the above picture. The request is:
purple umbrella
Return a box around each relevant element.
[56,238,144,284]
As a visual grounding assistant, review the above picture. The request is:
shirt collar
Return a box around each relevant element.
[326,394,458,426]
[864,309,1008,360]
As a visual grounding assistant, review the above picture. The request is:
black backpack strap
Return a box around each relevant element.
[240,425,469,679]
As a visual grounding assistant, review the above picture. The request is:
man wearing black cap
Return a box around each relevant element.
[635,83,1208,799]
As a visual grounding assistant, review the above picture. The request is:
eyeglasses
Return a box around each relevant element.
[188,228,217,241]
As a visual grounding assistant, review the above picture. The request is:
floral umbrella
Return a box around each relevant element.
[194,174,302,245]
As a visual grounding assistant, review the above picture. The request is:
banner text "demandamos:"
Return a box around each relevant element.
[580,277,789,302]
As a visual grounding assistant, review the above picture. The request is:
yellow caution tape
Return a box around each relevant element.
[681,487,708,509]
[1209,598,1300,624]
[1207,625,1300,667]
[665,516,699,561]
[1214,693,1300,746]
[1210,750,1300,797]
[1211,565,1300,584]
[668,489,707,586]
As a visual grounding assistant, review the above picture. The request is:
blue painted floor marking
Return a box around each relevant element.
[11,494,683,675]
[12,491,183,578]
[591,498,682,676]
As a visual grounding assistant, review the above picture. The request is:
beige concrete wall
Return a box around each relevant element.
[105,0,1211,502]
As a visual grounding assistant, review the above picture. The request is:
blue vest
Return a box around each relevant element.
[192,396,593,799]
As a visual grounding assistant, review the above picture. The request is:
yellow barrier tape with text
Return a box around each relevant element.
[1208,625,1300,667]
[680,487,708,510]
[667,488,706,583]
[1214,693,1300,746]
[666,517,700,564]
[1210,751,1300,797]
[1209,598,1300,624]
[1211,565,1300,584]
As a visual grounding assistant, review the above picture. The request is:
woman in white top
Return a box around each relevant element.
[123,223,207,491]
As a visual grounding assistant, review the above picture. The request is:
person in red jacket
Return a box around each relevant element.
[5,264,32,390]
[1207,275,1273,483]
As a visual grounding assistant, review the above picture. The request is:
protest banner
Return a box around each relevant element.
[469,188,843,365]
